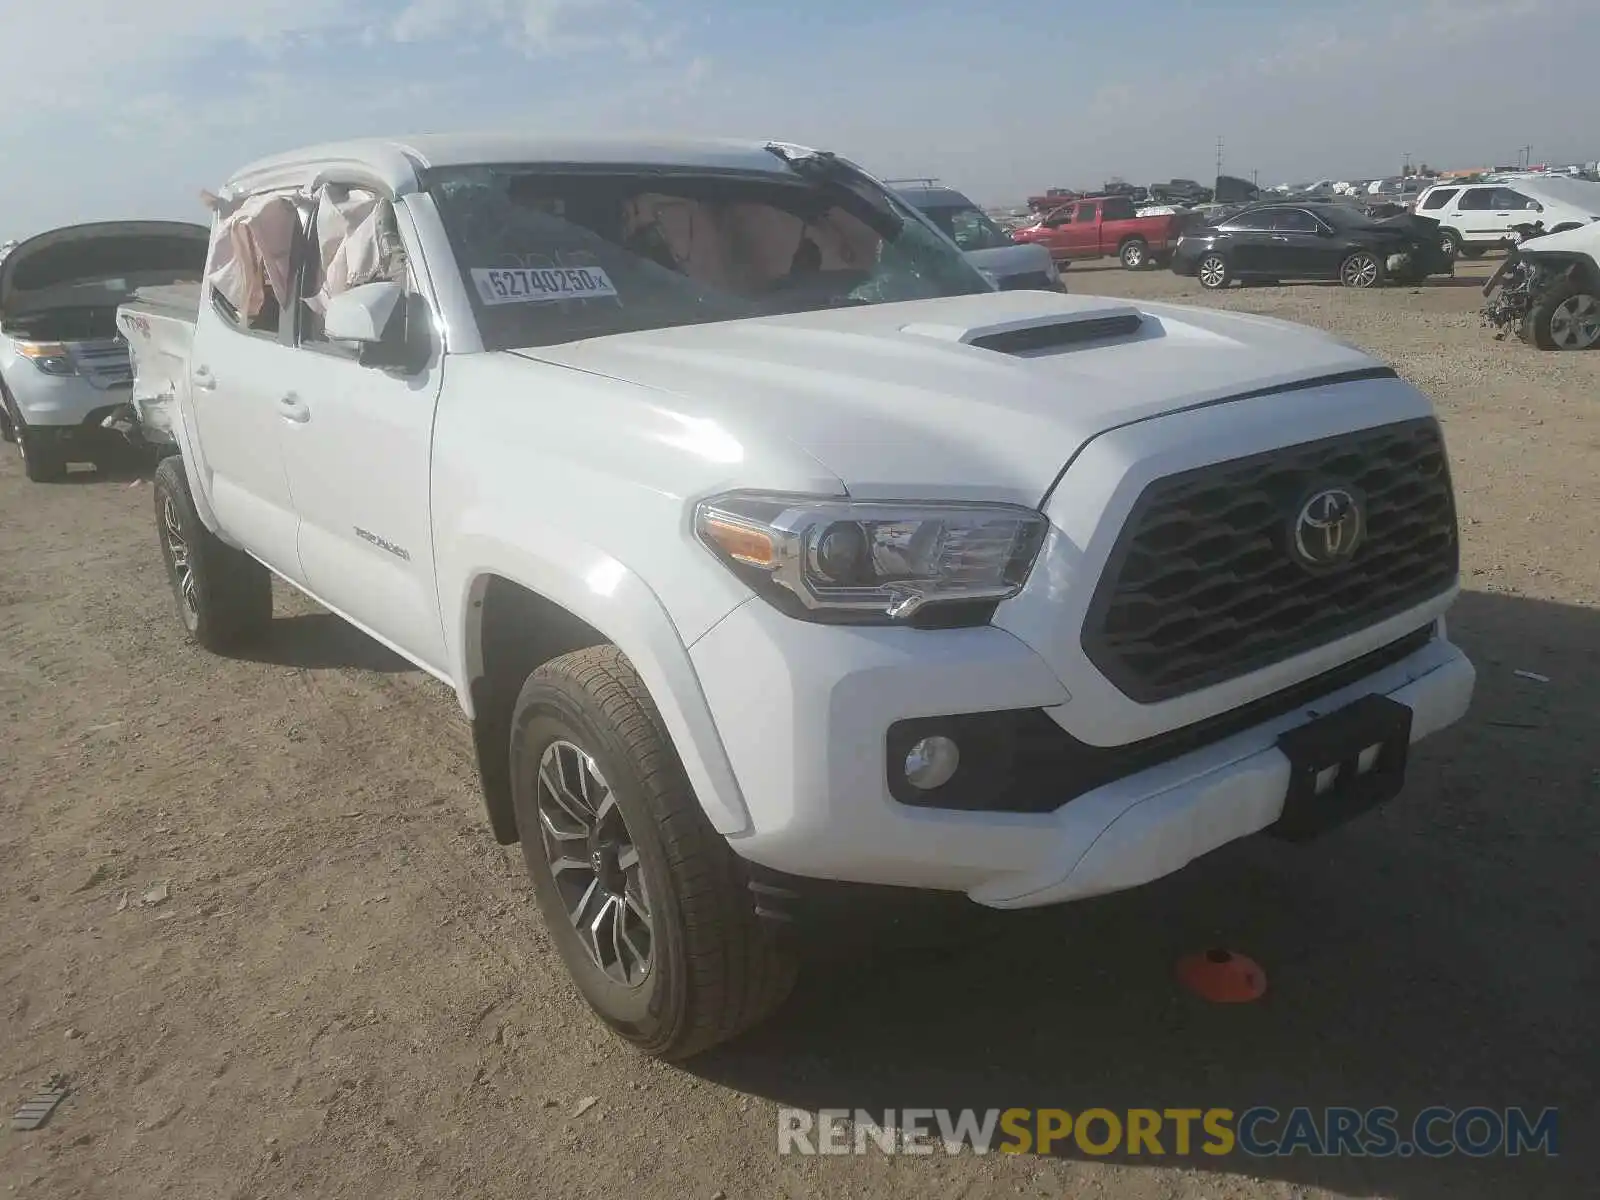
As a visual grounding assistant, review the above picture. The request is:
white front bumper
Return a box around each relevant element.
[1,362,121,427]
[691,600,1473,909]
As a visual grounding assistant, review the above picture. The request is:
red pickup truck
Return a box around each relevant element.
[1011,195,1194,269]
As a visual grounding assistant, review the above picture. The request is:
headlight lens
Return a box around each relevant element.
[14,340,76,376]
[695,492,1047,624]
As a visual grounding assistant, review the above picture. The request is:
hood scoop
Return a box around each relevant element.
[900,302,1145,356]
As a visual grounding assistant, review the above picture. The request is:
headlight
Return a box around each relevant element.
[695,492,1047,624]
[14,340,76,376]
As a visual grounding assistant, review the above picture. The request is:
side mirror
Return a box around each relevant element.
[323,280,404,344]
[324,280,433,375]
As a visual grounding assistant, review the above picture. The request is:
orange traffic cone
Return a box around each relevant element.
[1176,948,1267,1003]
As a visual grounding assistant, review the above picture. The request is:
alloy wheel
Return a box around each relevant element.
[1548,294,1600,349]
[1199,256,1227,288]
[1122,243,1145,268]
[1342,254,1379,287]
[536,740,653,987]
[161,495,199,622]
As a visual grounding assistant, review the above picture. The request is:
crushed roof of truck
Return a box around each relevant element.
[223,135,823,201]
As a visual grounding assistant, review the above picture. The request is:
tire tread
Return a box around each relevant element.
[532,645,795,1059]
[153,457,272,651]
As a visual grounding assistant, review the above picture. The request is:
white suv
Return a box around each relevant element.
[144,134,1475,1058]
[1418,178,1600,258]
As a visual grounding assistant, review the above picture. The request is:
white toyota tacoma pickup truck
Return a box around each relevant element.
[148,134,1474,1059]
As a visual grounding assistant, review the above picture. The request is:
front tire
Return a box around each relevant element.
[1197,252,1230,289]
[16,423,67,482]
[1339,250,1383,288]
[152,456,273,651]
[1119,238,1148,270]
[1523,281,1600,351]
[511,646,797,1060]
[1439,228,1463,259]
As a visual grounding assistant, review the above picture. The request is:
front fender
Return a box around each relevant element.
[445,520,753,838]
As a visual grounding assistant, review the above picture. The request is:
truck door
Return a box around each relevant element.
[1099,196,1138,254]
[1066,201,1100,258]
[185,197,307,584]
[274,189,448,673]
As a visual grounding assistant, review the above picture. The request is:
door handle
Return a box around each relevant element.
[192,366,216,391]
[1270,234,1290,241]
[277,393,310,424]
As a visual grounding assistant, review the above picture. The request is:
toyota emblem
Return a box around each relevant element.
[1290,487,1364,570]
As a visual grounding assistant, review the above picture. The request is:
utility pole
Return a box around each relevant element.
[1403,151,1412,176]
[1215,136,1224,194]
[1521,145,1533,168]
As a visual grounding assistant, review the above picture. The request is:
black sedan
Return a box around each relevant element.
[1170,202,1453,289]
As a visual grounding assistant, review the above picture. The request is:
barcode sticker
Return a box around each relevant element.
[471,266,619,306]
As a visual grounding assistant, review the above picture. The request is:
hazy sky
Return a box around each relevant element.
[1,0,1595,238]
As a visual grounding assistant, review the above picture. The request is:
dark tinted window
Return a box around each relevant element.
[1222,207,1280,232]
[1420,187,1457,210]
[1074,202,1098,223]
[1494,188,1540,210]
[921,204,1015,251]
[1457,188,1495,210]
[1268,209,1322,233]
[1101,197,1136,221]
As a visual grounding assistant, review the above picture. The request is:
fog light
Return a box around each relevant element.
[904,736,960,790]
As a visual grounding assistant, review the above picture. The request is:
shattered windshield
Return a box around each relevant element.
[428,164,993,351]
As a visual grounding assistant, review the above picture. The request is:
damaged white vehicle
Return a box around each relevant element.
[0,222,207,479]
[149,135,1474,1059]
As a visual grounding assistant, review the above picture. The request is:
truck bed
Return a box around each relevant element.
[120,282,202,323]
[116,284,202,447]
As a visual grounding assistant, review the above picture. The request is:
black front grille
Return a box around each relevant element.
[1083,418,1459,702]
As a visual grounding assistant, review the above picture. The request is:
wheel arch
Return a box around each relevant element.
[451,541,753,846]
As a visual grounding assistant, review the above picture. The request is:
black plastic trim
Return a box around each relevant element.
[886,623,1435,815]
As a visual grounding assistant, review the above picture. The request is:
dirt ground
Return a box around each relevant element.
[2,259,1596,1200]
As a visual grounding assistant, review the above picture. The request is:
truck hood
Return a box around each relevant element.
[961,241,1056,278]
[0,221,209,324]
[512,291,1382,505]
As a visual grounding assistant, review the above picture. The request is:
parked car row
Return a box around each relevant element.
[2,134,1478,1066]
